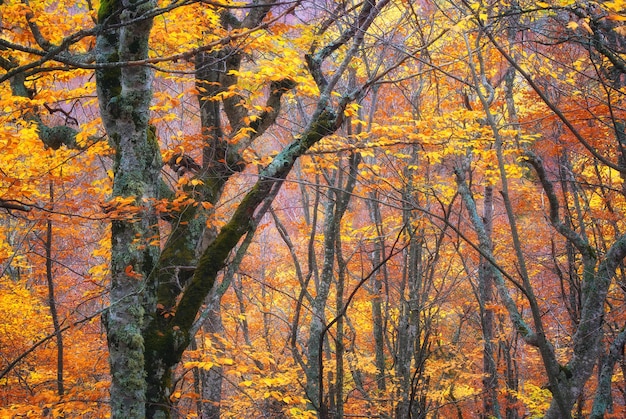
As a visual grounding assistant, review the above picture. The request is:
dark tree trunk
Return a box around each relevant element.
[479,185,500,419]
[45,182,64,397]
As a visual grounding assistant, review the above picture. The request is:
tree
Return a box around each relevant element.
[4,0,626,417]
[3,0,401,416]
[95,0,401,416]
[440,1,626,417]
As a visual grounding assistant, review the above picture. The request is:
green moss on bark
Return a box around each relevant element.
[303,108,336,147]
[143,322,182,419]
[98,0,120,23]
[37,124,78,150]
[99,54,122,96]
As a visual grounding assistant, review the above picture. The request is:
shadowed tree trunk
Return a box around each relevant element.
[478,185,500,419]
[45,182,64,397]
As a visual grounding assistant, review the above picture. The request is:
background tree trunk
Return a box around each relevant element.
[45,182,63,397]
[200,294,224,419]
[478,185,500,419]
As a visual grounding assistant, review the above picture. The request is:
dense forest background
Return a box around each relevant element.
[2,0,626,418]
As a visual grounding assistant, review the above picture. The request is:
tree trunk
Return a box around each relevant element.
[96,2,161,417]
[366,194,388,395]
[305,153,359,417]
[393,146,445,419]
[45,182,64,397]
[305,192,338,415]
[394,228,431,419]
[200,295,224,419]
[333,210,346,419]
[479,185,501,419]
[591,328,626,417]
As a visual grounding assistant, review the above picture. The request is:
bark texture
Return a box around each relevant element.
[96,1,161,418]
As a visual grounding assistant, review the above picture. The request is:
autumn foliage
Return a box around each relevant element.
[3,0,626,418]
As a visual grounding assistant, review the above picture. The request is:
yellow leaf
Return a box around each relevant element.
[218,357,234,366]
[581,20,593,34]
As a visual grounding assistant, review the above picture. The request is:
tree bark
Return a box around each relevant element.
[96,1,161,417]
[45,182,64,397]
[591,327,626,418]
[305,187,339,415]
[366,194,388,396]
[478,185,500,419]
[394,222,432,419]
[200,294,224,419]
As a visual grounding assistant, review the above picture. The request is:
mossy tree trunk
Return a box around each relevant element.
[140,0,388,414]
[96,1,161,418]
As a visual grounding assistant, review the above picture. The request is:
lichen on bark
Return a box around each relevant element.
[96,1,160,418]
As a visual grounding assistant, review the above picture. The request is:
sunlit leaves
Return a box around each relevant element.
[3,0,626,416]
[150,2,223,60]
[513,383,552,418]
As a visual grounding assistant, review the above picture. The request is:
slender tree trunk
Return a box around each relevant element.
[394,147,444,419]
[591,328,626,417]
[45,182,63,397]
[500,334,520,419]
[200,295,224,419]
[366,195,388,395]
[395,223,430,419]
[395,236,415,419]
[306,154,359,417]
[334,230,346,419]
[479,185,500,419]
[306,196,337,416]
